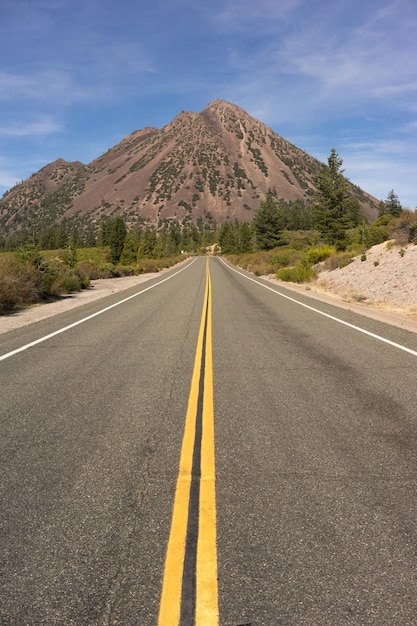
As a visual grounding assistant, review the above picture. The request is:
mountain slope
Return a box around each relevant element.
[0,99,378,237]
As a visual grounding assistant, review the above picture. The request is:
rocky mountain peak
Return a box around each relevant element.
[0,100,378,238]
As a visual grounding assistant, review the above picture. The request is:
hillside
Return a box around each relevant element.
[0,99,379,238]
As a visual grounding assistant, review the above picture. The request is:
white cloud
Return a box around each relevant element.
[0,70,88,104]
[268,0,417,113]
[0,116,62,137]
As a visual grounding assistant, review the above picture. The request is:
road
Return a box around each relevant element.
[1,256,417,625]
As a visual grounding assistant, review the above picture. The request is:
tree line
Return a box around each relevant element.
[0,150,406,258]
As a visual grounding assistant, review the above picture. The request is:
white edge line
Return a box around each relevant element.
[219,258,417,358]
[0,259,197,362]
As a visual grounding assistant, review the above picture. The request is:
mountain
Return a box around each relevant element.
[0,99,378,238]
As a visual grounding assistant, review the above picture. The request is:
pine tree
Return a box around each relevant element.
[383,190,402,217]
[107,216,127,263]
[239,222,254,253]
[218,222,239,254]
[253,194,284,250]
[313,149,360,248]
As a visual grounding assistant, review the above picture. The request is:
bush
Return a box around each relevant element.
[138,259,161,273]
[305,244,336,265]
[321,251,354,270]
[51,273,83,295]
[389,210,417,245]
[0,255,44,313]
[364,224,388,247]
[76,261,99,280]
[96,263,119,278]
[253,262,275,276]
[225,247,302,276]
[276,260,317,283]
[409,223,417,243]
[270,249,301,267]
[0,251,90,314]
[1,245,184,314]
[113,265,135,277]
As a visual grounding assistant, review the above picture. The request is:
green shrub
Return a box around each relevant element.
[270,250,294,267]
[113,265,135,277]
[305,244,336,264]
[97,263,119,278]
[364,224,388,247]
[51,273,83,295]
[226,246,302,275]
[276,260,317,283]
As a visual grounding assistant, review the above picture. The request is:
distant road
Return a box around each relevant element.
[1,257,417,625]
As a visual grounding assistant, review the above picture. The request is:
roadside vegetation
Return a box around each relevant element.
[223,209,417,282]
[0,243,184,315]
[2,150,416,314]
[222,151,417,281]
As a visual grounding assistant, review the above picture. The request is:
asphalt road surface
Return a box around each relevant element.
[1,257,417,625]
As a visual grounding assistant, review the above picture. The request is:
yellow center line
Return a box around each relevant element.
[158,258,218,625]
[196,264,218,624]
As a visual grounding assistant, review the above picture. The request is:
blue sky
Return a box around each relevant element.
[1,0,416,209]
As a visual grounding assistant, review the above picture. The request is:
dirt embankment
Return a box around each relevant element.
[264,242,417,334]
[313,242,417,318]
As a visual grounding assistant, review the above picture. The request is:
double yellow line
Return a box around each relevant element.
[158,259,218,625]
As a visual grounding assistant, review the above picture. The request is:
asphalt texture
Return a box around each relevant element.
[1,257,417,625]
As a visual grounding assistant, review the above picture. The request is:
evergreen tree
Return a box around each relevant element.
[253,194,284,250]
[120,228,140,265]
[98,216,113,246]
[381,189,402,217]
[107,216,127,263]
[284,199,313,230]
[168,221,181,251]
[218,222,239,254]
[377,200,386,218]
[239,222,254,253]
[313,148,361,248]
[137,227,158,259]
